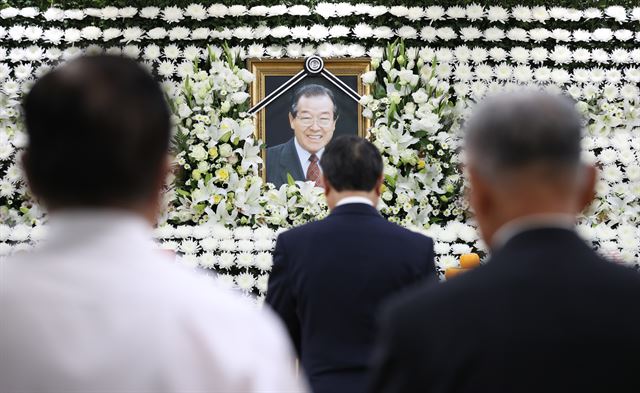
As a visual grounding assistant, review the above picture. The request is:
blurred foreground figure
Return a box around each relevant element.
[267,135,436,393]
[0,56,306,393]
[369,91,640,393]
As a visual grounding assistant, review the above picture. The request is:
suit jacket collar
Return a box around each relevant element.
[330,203,381,217]
[279,137,305,181]
[490,227,593,267]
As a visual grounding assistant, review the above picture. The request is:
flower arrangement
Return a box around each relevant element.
[0,2,638,288]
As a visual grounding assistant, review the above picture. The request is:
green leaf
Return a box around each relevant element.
[287,173,295,186]
[219,131,232,143]
[176,189,191,197]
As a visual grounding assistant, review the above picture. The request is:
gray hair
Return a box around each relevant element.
[464,90,584,180]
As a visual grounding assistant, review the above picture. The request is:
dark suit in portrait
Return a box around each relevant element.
[369,228,640,393]
[266,137,305,188]
[266,203,436,393]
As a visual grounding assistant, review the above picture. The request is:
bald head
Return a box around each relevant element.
[463,90,596,249]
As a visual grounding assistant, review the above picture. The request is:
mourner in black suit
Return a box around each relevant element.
[369,91,640,393]
[266,84,338,188]
[267,136,436,393]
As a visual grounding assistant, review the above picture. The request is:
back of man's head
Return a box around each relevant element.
[23,55,170,211]
[320,135,383,208]
[463,90,596,248]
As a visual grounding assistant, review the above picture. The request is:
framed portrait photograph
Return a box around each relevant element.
[248,59,371,188]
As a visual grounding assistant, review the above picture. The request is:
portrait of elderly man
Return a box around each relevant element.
[266,84,338,188]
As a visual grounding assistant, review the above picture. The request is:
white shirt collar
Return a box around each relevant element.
[336,196,374,207]
[491,213,575,251]
[294,136,323,175]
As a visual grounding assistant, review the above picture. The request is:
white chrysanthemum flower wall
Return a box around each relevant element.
[0,3,639,293]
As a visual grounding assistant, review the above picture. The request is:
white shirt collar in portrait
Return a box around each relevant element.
[295,136,324,176]
[336,196,375,207]
[0,209,307,393]
[491,213,576,251]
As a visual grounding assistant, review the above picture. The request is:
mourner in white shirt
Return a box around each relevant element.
[0,55,306,393]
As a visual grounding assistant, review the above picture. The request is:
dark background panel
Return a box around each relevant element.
[264,75,359,148]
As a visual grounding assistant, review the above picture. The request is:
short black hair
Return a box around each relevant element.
[23,55,170,207]
[290,84,338,120]
[320,135,383,192]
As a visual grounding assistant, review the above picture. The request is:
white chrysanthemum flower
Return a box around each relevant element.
[466,4,484,20]
[528,47,547,64]
[12,63,31,80]
[550,46,572,64]
[119,7,137,18]
[199,253,216,269]
[551,29,571,42]
[625,165,640,181]
[140,7,160,18]
[353,23,373,39]
[420,26,437,42]
[207,4,227,17]
[199,237,218,252]
[180,239,199,255]
[289,5,310,16]
[406,6,423,21]
[153,224,174,239]
[329,25,350,38]
[315,2,336,18]
[424,5,445,20]
[0,7,19,18]
[183,45,201,61]
[169,27,190,41]
[625,68,640,83]
[534,67,552,82]
[228,5,247,16]
[309,25,329,41]
[529,28,550,42]
[216,252,235,269]
[437,27,456,41]
[64,9,85,20]
[122,27,143,42]
[620,84,639,100]
[368,5,387,18]
[231,227,251,240]
[484,27,505,42]
[486,6,508,22]
[163,45,181,59]
[489,47,508,62]
[157,61,175,78]
[256,275,269,294]
[348,44,366,58]
[102,27,122,41]
[434,242,451,255]
[269,26,289,39]
[610,49,629,64]
[160,240,179,251]
[447,6,466,19]
[592,28,613,42]
[512,6,532,22]
[143,44,161,61]
[255,252,273,271]
[63,28,81,43]
[173,225,193,239]
[509,47,529,63]
[591,49,609,64]
[185,4,207,20]
[531,6,549,22]
[0,63,10,79]
[247,43,265,58]
[389,6,409,17]
[43,8,65,21]
[460,27,482,41]
[237,240,255,253]
[474,64,493,80]
[438,255,458,270]
[254,239,274,252]
[100,6,118,20]
[265,45,283,58]
[602,165,624,183]
[451,243,472,255]
[605,6,627,23]
[397,26,417,40]
[81,26,102,40]
[24,26,43,41]
[162,6,183,23]
[235,273,256,292]
[453,46,471,63]
[572,48,590,62]
[236,253,255,268]
[62,47,83,60]
[218,238,237,253]
[469,47,488,63]
[507,28,528,42]
[614,30,633,42]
